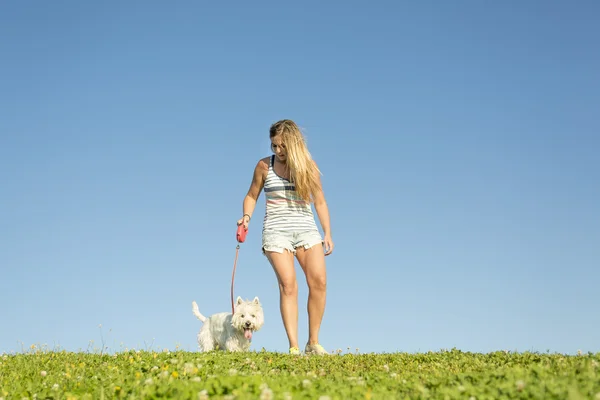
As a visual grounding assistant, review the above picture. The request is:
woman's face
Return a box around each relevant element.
[270,135,287,163]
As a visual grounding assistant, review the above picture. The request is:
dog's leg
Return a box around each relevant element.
[197,325,215,352]
[224,336,241,352]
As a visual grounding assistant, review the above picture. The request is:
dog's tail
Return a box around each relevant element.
[191,301,207,323]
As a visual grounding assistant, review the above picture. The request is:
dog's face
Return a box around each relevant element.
[231,296,264,340]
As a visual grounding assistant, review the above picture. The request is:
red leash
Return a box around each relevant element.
[231,224,248,314]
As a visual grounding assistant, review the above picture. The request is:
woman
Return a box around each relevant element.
[237,119,334,355]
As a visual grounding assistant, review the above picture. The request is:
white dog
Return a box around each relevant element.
[191,296,264,352]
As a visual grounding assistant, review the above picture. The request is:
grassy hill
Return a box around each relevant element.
[1,347,598,399]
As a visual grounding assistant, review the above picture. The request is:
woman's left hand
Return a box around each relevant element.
[323,234,334,256]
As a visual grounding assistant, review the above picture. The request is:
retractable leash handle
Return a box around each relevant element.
[236,224,248,243]
[231,224,248,314]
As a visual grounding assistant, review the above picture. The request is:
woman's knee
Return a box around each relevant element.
[279,279,298,297]
[308,275,327,292]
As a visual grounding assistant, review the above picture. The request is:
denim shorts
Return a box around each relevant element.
[262,229,323,255]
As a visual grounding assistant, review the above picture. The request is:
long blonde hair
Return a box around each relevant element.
[270,119,322,202]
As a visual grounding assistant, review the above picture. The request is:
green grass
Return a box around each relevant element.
[1,347,599,399]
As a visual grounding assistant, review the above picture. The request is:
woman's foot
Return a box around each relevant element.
[305,343,328,355]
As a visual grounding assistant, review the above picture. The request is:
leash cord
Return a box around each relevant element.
[231,244,240,315]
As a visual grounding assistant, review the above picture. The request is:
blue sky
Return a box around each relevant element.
[1,1,599,355]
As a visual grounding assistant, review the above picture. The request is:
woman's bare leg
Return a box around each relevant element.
[296,244,327,346]
[265,250,299,349]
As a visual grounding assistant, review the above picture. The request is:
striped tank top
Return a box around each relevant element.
[263,155,319,232]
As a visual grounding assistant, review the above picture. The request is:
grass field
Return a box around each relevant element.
[1,346,599,399]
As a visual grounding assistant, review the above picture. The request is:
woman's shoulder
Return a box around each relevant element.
[254,156,271,174]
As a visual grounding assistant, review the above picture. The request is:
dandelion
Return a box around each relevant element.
[171,371,179,378]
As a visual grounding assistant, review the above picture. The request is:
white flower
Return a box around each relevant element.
[198,390,209,400]
[184,363,195,374]
[40,371,47,377]
[145,378,153,385]
[260,387,273,400]
[302,379,312,388]
[516,380,526,391]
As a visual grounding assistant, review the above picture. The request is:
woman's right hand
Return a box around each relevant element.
[237,214,250,229]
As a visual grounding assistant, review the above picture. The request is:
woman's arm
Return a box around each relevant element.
[312,163,334,255]
[238,158,268,228]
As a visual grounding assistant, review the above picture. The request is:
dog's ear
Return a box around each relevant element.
[253,297,260,304]
[236,296,243,305]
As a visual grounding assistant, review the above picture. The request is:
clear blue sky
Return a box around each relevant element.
[1,1,599,355]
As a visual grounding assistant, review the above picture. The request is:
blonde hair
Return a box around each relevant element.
[270,119,321,202]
